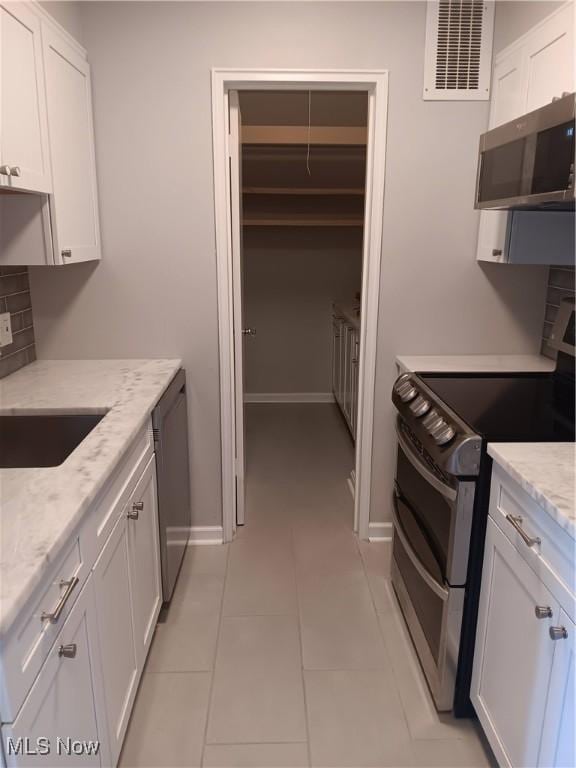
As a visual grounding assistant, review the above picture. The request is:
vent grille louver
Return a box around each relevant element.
[424,1,495,101]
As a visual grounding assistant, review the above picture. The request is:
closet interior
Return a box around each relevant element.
[239,90,368,521]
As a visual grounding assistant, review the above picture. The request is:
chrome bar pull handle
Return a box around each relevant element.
[549,626,568,640]
[41,576,79,623]
[58,643,77,658]
[535,606,553,619]
[505,514,541,548]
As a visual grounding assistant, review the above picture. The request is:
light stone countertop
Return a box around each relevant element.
[396,354,555,374]
[488,443,575,540]
[0,359,181,636]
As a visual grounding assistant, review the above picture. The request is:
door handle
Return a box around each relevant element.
[41,577,79,623]
[505,514,541,548]
[242,328,256,336]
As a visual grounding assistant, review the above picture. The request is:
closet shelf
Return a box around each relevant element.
[243,187,365,196]
[242,125,367,146]
[243,212,364,227]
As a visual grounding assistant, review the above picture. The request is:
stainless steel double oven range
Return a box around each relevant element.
[391,298,576,716]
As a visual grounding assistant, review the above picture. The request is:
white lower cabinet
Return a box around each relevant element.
[538,609,575,768]
[93,514,139,767]
[0,424,161,768]
[472,518,558,767]
[472,468,575,768]
[126,457,162,671]
[331,307,359,439]
[1,578,109,767]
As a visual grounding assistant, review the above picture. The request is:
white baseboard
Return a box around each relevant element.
[187,526,224,545]
[368,521,393,542]
[244,392,335,404]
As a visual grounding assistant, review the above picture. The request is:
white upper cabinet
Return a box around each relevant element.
[42,24,101,264]
[0,3,51,193]
[490,48,526,129]
[476,2,574,263]
[524,5,574,111]
[0,3,101,265]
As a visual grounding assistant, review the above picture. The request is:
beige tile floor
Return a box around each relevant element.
[120,404,495,768]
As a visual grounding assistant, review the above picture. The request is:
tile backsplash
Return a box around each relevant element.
[0,266,36,379]
[542,266,575,359]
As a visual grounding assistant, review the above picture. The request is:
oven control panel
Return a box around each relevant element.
[392,374,481,476]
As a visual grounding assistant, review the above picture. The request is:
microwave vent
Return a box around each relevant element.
[423,0,495,101]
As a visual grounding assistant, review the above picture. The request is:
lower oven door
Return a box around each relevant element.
[392,489,465,712]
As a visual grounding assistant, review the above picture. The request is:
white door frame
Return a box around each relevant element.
[211,68,389,543]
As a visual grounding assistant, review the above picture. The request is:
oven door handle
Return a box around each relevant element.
[396,424,457,502]
[392,493,449,602]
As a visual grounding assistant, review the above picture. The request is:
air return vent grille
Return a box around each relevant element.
[423,1,495,100]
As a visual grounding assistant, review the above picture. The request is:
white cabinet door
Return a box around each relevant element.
[126,456,162,671]
[525,3,574,112]
[538,609,575,768]
[93,514,138,767]
[350,329,359,438]
[42,24,101,264]
[342,324,353,427]
[331,314,341,400]
[0,3,51,193]
[490,47,527,129]
[1,578,109,767]
[472,517,558,768]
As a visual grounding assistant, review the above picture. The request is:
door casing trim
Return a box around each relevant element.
[211,68,389,542]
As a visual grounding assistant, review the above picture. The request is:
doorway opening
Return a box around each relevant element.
[211,70,389,543]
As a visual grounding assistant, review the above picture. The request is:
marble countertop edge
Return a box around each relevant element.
[0,358,183,637]
[488,442,575,541]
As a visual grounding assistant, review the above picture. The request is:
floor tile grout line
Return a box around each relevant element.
[291,521,313,768]
[200,542,232,767]
[355,540,419,758]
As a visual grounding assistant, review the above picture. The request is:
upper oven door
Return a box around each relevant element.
[394,419,475,586]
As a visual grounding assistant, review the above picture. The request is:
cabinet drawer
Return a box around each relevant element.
[85,421,153,554]
[490,465,574,609]
[1,577,108,767]
[0,535,89,722]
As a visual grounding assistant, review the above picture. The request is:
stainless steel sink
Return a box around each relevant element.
[0,413,106,468]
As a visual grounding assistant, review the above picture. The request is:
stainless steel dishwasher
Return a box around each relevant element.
[152,368,191,602]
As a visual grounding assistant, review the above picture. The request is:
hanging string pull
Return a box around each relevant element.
[306,90,312,177]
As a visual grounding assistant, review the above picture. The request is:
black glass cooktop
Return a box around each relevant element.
[419,373,575,443]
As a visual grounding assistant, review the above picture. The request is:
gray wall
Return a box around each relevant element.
[39,1,84,42]
[493,1,564,53]
[542,267,575,358]
[244,228,362,395]
[30,1,549,529]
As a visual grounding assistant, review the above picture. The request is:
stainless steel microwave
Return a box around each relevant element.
[475,92,575,210]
